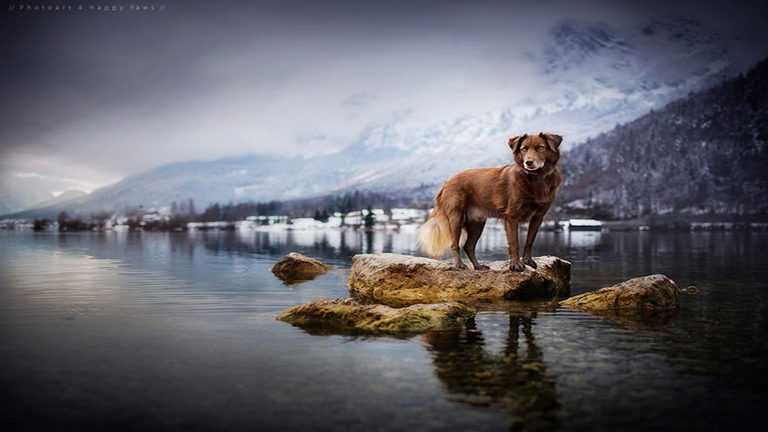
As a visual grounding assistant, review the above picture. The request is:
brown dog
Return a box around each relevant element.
[417,133,563,271]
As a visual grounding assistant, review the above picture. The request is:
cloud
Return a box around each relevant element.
[343,93,376,108]
[0,0,766,196]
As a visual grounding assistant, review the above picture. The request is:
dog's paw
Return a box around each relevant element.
[509,260,526,272]
[454,262,469,270]
[522,257,538,269]
[473,264,491,271]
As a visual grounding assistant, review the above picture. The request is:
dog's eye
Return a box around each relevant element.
[537,146,545,151]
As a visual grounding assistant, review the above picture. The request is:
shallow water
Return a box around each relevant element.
[0,229,766,431]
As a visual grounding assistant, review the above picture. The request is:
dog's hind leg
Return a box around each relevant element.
[463,220,490,270]
[447,210,468,270]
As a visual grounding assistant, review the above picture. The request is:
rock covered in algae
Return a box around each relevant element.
[276,298,476,334]
[270,252,333,284]
[347,253,570,306]
[560,274,680,312]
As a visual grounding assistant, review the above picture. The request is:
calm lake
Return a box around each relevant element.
[1,229,766,431]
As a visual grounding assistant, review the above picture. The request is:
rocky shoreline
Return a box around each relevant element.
[272,252,681,335]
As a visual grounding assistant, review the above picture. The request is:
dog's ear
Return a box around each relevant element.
[508,134,528,153]
[539,133,563,152]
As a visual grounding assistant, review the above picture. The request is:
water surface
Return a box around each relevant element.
[0,229,766,431]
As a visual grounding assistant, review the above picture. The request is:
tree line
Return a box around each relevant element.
[33,190,424,231]
[197,190,415,222]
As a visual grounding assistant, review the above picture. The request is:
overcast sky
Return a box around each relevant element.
[1,0,766,193]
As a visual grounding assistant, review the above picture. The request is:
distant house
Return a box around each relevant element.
[568,219,603,231]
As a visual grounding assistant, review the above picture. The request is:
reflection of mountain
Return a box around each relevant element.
[1,16,747,218]
[198,229,394,267]
[424,311,560,431]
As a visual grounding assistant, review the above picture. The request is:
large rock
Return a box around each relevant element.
[277,298,476,335]
[271,252,333,284]
[560,274,680,311]
[348,254,570,306]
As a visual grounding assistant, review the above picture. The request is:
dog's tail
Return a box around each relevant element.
[417,205,466,258]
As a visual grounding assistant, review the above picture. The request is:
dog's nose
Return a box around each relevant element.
[525,160,534,167]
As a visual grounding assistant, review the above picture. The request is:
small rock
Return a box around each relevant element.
[276,298,476,334]
[347,253,571,306]
[560,274,680,312]
[270,252,333,284]
[559,275,681,329]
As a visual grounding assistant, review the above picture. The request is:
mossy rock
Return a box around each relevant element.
[277,298,476,335]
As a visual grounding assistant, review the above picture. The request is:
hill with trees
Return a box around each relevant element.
[558,57,768,221]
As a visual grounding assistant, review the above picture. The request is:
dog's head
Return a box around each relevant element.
[509,133,562,174]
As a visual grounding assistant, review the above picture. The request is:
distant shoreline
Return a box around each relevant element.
[4,214,767,233]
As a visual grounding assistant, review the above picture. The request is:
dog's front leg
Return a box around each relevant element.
[504,218,525,272]
[522,213,545,269]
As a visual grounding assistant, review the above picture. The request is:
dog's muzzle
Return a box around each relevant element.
[524,160,544,171]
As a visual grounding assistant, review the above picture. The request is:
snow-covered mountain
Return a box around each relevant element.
[0,171,64,215]
[3,17,749,218]
[25,190,88,211]
[530,17,732,144]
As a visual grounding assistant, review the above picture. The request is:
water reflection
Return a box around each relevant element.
[3,230,768,431]
[575,305,679,331]
[424,311,560,432]
[565,231,601,248]
[189,228,608,272]
[195,229,421,266]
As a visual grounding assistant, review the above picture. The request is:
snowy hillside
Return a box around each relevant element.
[559,57,768,219]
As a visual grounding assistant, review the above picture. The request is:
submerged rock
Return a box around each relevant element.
[271,252,333,284]
[348,253,570,306]
[276,298,476,334]
[560,274,680,312]
[682,285,700,294]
